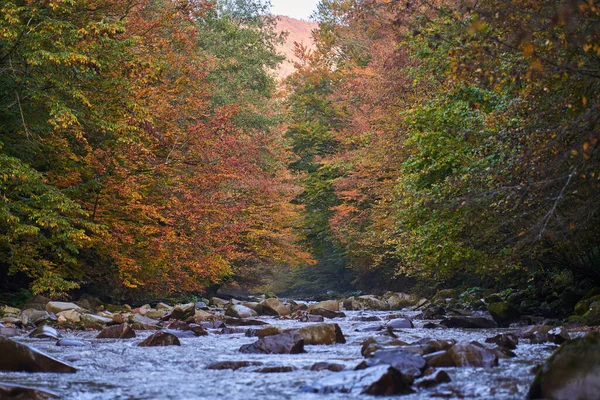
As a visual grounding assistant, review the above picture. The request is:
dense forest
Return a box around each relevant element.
[1,0,599,305]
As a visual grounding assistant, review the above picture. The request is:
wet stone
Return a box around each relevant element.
[366,348,427,379]
[485,333,519,349]
[447,341,499,368]
[56,339,87,347]
[416,370,452,389]
[387,318,414,329]
[138,331,181,347]
[96,323,136,339]
[440,316,498,329]
[254,366,296,373]
[0,336,76,373]
[29,326,59,340]
[239,331,305,354]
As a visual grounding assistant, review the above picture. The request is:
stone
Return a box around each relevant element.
[488,302,521,327]
[343,295,389,311]
[0,383,58,399]
[80,313,112,326]
[97,323,136,339]
[485,333,519,349]
[416,370,452,389]
[239,331,305,354]
[311,362,345,372]
[361,336,409,357]
[156,302,172,311]
[206,361,263,370]
[304,365,414,395]
[21,309,55,325]
[260,298,291,316]
[527,332,600,400]
[383,292,418,310]
[241,302,263,314]
[170,303,196,320]
[424,350,456,368]
[131,314,160,330]
[209,297,228,308]
[297,323,346,345]
[23,295,51,311]
[518,325,570,344]
[56,309,81,324]
[0,336,76,373]
[245,326,281,338]
[56,339,86,347]
[138,331,181,347]
[447,341,498,368]
[193,309,215,321]
[366,348,427,379]
[308,300,339,313]
[387,318,414,329]
[225,304,258,319]
[146,310,168,319]
[1,306,21,317]
[422,305,446,319]
[432,289,459,303]
[414,338,456,352]
[29,326,60,340]
[439,316,498,329]
[220,327,246,334]
[45,302,83,314]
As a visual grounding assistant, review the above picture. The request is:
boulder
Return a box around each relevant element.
[447,341,498,368]
[383,292,418,310]
[423,350,456,368]
[297,323,346,345]
[97,323,136,339]
[260,298,291,316]
[209,297,228,308]
[224,317,268,326]
[56,309,82,324]
[488,302,521,327]
[343,295,389,311]
[170,303,195,320]
[45,302,83,314]
[1,306,21,317]
[308,300,339,313]
[304,365,414,395]
[241,302,263,314]
[527,332,600,400]
[310,362,345,372]
[130,314,160,330]
[518,325,570,344]
[206,361,263,370]
[439,316,498,329]
[485,333,519,349]
[225,304,258,319]
[239,331,305,354]
[366,348,426,379]
[146,310,168,319]
[432,289,459,303]
[21,309,56,326]
[193,309,215,321]
[23,295,51,311]
[413,338,456,352]
[29,326,60,340]
[0,383,58,399]
[361,336,409,357]
[138,331,181,347]
[245,326,281,338]
[422,305,446,319]
[0,336,76,373]
[387,318,414,329]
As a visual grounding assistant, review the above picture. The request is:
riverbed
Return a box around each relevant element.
[0,309,555,399]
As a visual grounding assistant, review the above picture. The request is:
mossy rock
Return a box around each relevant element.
[484,294,504,304]
[432,289,458,303]
[528,333,600,399]
[488,302,521,327]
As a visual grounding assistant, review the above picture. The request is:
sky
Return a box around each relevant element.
[269,0,320,20]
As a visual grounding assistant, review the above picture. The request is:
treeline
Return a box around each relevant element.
[283,0,600,295]
[0,0,311,299]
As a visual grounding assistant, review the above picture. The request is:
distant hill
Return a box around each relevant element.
[274,16,318,78]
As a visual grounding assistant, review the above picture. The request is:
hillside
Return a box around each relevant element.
[274,16,317,78]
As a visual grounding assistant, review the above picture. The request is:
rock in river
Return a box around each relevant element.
[447,341,498,368]
[304,365,414,395]
[527,332,600,400]
[225,304,258,319]
[138,331,181,347]
[239,331,305,354]
[260,298,291,316]
[440,316,498,329]
[0,336,76,373]
[366,348,427,379]
[297,323,346,345]
[29,326,59,340]
[96,323,136,339]
[206,361,263,370]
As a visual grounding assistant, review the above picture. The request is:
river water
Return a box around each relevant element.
[0,309,555,399]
